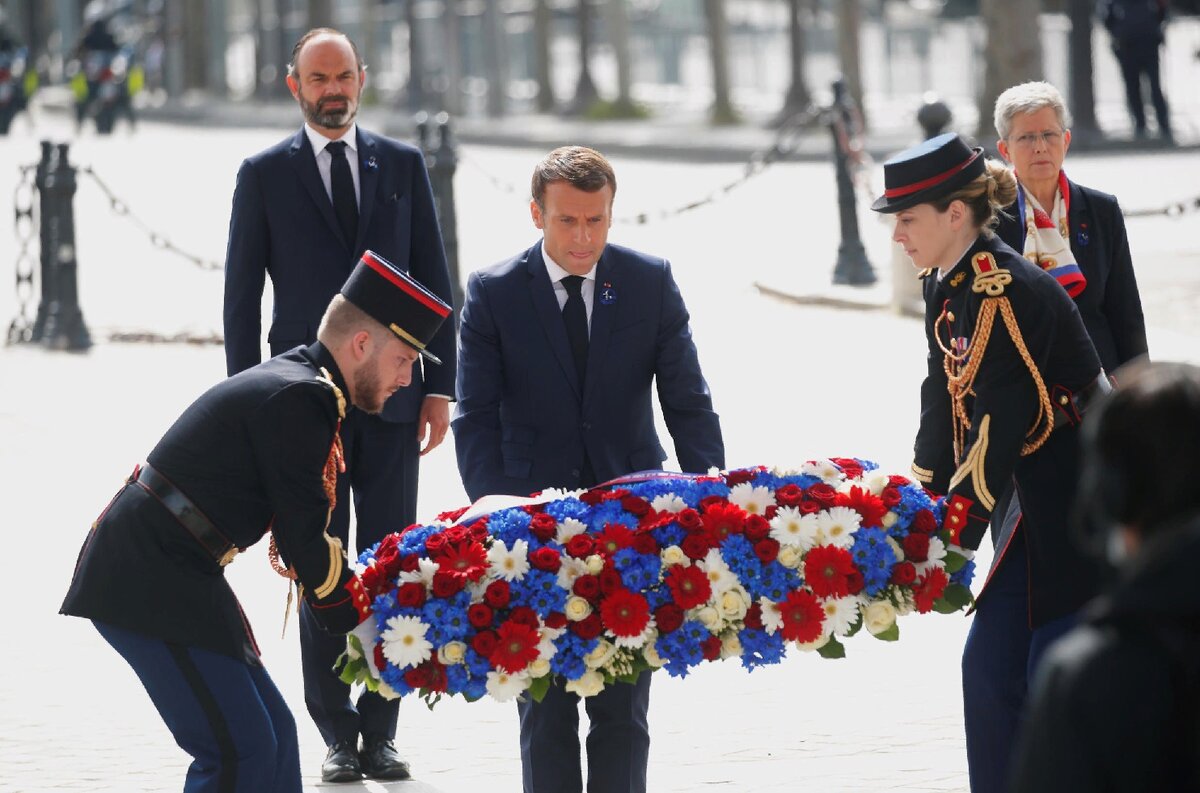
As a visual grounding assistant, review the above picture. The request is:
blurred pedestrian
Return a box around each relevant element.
[1101,0,1173,142]
[223,27,456,783]
[453,145,725,793]
[873,133,1110,793]
[61,256,450,793]
[1010,360,1200,792]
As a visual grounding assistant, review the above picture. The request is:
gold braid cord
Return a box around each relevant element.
[267,421,346,582]
[938,297,1054,464]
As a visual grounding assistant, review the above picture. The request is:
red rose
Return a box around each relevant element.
[544,612,568,630]
[744,514,771,542]
[888,475,911,488]
[436,505,471,523]
[677,509,703,531]
[565,534,595,558]
[573,575,601,600]
[530,513,557,542]
[374,643,387,671]
[798,500,822,515]
[701,634,723,661]
[571,612,603,639]
[484,579,511,608]
[443,526,468,545]
[846,571,865,595]
[725,468,757,487]
[632,532,659,555]
[744,602,764,630]
[764,504,779,520]
[654,603,685,634]
[361,563,390,598]
[621,495,652,517]
[890,561,917,585]
[753,538,780,565]
[405,659,448,692]
[807,483,837,507]
[699,495,726,511]
[468,603,494,628]
[529,546,562,572]
[468,521,490,542]
[830,457,863,479]
[509,606,540,628]
[881,486,902,507]
[396,581,427,608]
[602,488,630,502]
[579,490,604,506]
[902,533,931,562]
[431,571,464,598]
[775,483,804,507]
[598,567,623,595]
[399,553,420,573]
[424,533,448,557]
[471,630,498,657]
[681,533,712,561]
[912,509,937,534]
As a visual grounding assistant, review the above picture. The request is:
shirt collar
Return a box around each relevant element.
[542,245,598,284]
[304,123,358,156]
[936,238,981,283]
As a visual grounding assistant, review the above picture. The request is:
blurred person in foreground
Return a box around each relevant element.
[60,256,450,793]
[872,133,1110,793]
[1011,360,1200,792]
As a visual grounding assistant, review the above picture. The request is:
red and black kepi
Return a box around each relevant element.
[341,250,452,364]
[872,132,986,214]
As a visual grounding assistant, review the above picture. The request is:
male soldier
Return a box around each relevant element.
[61,253,451,793]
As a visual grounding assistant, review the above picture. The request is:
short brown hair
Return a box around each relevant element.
[288,28,364,77]
[531,146,617,208]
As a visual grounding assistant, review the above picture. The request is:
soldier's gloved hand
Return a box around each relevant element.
[306,575,371,635]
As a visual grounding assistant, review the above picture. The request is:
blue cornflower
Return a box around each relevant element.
[738,627,787,670]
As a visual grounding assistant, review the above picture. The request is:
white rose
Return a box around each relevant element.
[882,511,898,529]
[719,588,749,621]
[585,554,605,575]
[794,633,831,652]
[694,605,722,630]
[864,601,897,635]
[584,639,617,669]
[528,658,552,678]
[642,639,667,668]
[660,545,687,566]
[565,596,593,622]
[720,632,743,659]
[438,641,467,665]
[777,545,803,569]
[377,680,400,700]
[886,536,904,563]
[564,670,606,698]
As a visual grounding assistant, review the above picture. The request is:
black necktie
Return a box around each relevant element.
[326,140,358,246]
[561,275,589,387]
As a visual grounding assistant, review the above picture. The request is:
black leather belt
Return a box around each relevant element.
[1052,371,1113,430]
[130,463,240,566]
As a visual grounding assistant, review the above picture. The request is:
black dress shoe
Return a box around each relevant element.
[359,735,411,780]
[321,738,363,783]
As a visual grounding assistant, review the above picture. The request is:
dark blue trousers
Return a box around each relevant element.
[961,530,1077,793]
[518,673,652,793]
[300,411,417,746]
[94,621,301,793]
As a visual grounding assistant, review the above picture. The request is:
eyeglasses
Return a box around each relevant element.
[1010,130,1064,149]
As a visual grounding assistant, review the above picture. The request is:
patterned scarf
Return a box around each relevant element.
[1017,170,1086,297]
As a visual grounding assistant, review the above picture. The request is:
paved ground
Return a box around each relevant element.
[1,110,1198,792]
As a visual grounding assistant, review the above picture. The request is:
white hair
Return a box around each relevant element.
[993,81,1072,140]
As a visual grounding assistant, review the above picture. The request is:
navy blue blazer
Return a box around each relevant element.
[453,242,725,501]
[997,179,1148,373]
[223,126,456,423]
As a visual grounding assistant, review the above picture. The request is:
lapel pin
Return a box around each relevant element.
[364,156,378,172]
[1076,223,1089,248]
[599,281,617,305]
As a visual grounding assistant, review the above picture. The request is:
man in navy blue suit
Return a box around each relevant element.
[453,146,725,793]
[223,27,456,784]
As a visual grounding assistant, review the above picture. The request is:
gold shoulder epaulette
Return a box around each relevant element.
[316,367,347,419]
[970,251,1012,297]
[918,268,935,280]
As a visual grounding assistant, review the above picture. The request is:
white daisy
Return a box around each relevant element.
[816,507,861,549]
[487,539,530,581]
[757,597,783,635]
[769,506,821,549]
[820,596,860,637]
[613,618,656,650]
[650,493,688,513]
[863,469,890,495]
[398,558,439,588]
[555,517,588,545]
[699,548,738,593]
[380,615,433,669]
[555,555,590,592]
[728,483,775,515]
[485,669,530,702]
[801,459,843,483]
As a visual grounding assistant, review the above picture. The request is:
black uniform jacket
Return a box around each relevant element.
[913,235,1104,626]
[61,343,368,664]
[997,178,1148,373]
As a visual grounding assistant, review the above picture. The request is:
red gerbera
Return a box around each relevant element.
[837,486,888,528]
[437,541,489,582]
[489,620,541,673]
[778,589,826,643]
[594,523,635,556]
[599,588,651,637]
[701,501,748,541]
[913,568,950,613]
[803,545,857,599]
[665,564,712,610]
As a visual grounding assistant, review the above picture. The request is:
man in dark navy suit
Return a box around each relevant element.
[453,146,725,793]
[223,27,456,783]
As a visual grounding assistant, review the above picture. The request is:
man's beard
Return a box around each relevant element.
[299,92,358,130]
[352,357,387,415]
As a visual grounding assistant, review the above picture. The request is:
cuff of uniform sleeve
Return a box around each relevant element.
[424,393,453,401]
[345,575,372,623]
[943,494,988,550]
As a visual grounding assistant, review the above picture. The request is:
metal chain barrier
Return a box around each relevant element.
[80,166,224,271]
[7,164,39,345]
[1123,194,1200,219]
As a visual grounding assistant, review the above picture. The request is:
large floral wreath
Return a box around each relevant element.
[336,458,975,706]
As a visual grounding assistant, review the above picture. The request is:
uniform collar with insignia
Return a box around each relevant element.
[939,237,996,297]
[307,342,351,418]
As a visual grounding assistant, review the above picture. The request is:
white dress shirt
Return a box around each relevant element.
[543,248,597,334]
[304,123,361,208]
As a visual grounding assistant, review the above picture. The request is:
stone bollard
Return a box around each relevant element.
[39,143,92,351]
[418,111,464,317]
[829,78,876,286]
[30,140,56,343]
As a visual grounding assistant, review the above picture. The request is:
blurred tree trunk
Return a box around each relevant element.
[703,0,736,124]
[778,0,812,122]
[206,0,228,97]
[1067,0,1100,143]
[405,0,426,111]
[568,0,599,114]
[183,0,208,90]
[835,0,866,130]
[533,0,555,111]
[481,0,508,117]
[360,0,381,104]
[306,0,333,26]
[604,0,635,114]
[977,0,1043,138]
[441,0,464,114]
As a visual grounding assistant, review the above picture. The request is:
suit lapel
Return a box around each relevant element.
[526,245,583,401]
[1067,178,1089,265]
[582,253,614,409]
[288,127,352,250]
[354,128,379,254]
